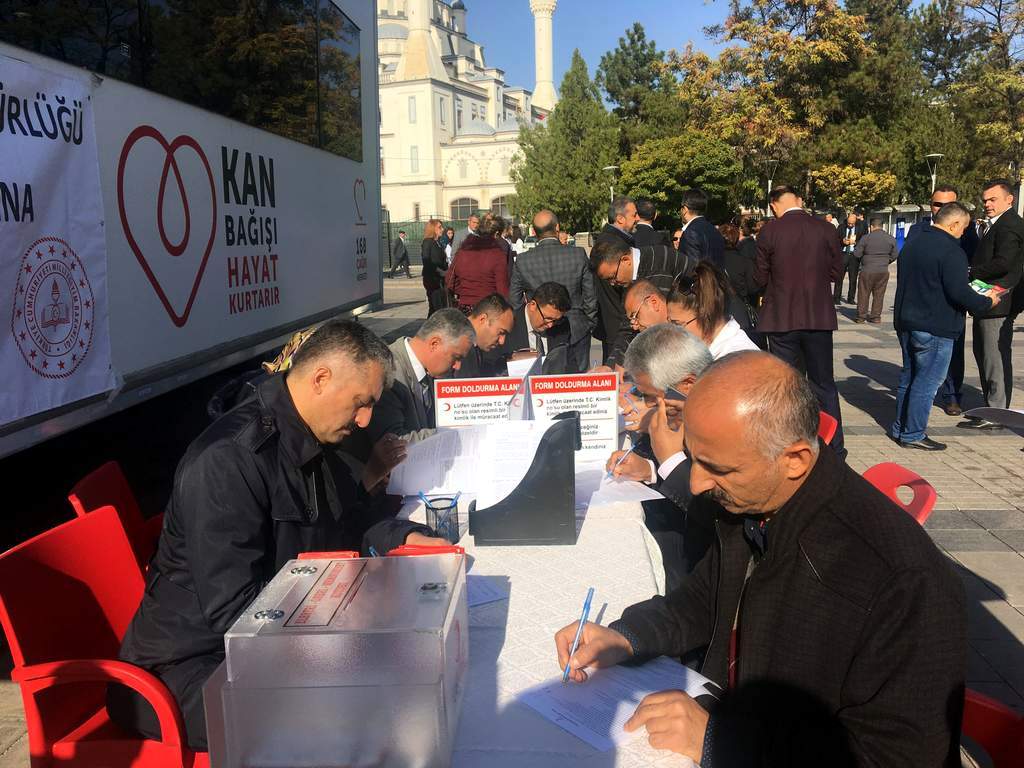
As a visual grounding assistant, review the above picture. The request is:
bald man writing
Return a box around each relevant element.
[555,352,966,767]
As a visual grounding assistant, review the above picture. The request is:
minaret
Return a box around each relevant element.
[529,0,558,111]
[395,0,449,82]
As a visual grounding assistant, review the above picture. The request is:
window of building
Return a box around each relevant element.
[450,197,479,220]
[471,104,478,121]
[456,106,463,130]
[458,160,468,179]
[410,146,419,173]
[414,202,421,221]
[439,98,447,126]
[0,1,364,162]
[490,196,512,218]
[408,96,417,123]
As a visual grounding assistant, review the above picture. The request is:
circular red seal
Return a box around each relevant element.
[11,237,95,379]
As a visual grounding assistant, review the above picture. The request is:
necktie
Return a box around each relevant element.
[420,376,435,427]
[533,332,546,355]
[978,220,990,238]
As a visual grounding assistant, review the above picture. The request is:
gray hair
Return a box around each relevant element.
[702,351,820,459]
[289,319,395,386]
[624,324,713,390]
[416,308,476,346]
[609,195,635,223]
[933,201,971,227]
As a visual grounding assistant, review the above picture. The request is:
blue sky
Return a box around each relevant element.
[461,0,730,92]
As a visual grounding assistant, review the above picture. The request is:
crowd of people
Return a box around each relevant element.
[105,182,1021,765]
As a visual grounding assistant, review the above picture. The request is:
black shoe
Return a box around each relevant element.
[845,298,856,305]
[899,437,947,451]
[957,418,1004,430]
[941,402,963,416]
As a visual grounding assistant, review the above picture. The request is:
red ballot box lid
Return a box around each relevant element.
[297,550,360,560]
[387,545,465,557]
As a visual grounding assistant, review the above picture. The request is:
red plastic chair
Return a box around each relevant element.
[68,461,164,572]
[0,505,207,767]
[962,688,1024,766]
[817,411,838,444]
[862,462,938,525]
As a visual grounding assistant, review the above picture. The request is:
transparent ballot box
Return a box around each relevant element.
[204,552,468,768]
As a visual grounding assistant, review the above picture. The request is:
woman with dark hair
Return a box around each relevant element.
[666,261,759,358]
[443,226,456,265]
[719,223,759,304]
[445,214,510,313]
[510,225,526,256]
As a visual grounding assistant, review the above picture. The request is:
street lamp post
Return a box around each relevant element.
[602,165,619,205]
[764,157,781,213]
[925,153,944,195]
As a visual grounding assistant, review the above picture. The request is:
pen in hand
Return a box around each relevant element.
[606,446,636,479]
[563,587,595,683]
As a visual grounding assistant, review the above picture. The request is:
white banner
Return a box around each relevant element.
[1,54,114,425]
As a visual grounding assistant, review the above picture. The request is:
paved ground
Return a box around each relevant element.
[1,265,1022,764]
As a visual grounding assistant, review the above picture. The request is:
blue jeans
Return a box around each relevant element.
[891,331,954,442]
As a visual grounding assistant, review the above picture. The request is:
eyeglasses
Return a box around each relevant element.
[672,236,681,243]
[674,275,697,296]
[608,252,632,286]
[535,303,561,329]
[930,201,944,208]
[627,296,650,328]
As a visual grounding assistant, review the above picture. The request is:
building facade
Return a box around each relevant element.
[377,0,556,223]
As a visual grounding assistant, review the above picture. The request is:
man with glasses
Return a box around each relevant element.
[671,228,683,250]
[592,196,641,362]
[589,237,697,366]
[503,281,575,373]
[624,280,671,331]
[906,185,979,416]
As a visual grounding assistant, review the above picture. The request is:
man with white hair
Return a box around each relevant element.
[557,351,966,767]
[605,323,713,589]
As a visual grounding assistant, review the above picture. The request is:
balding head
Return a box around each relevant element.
[533,210,559,238]
[684,351,821,517]
[624,280,668,331]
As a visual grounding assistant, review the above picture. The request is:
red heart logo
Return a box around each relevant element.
[353,177,367,223]
[117,125,217,328]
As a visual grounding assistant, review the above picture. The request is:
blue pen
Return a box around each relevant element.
[437,492,462,538]
[622,386,639,416]
[606,445,636,479]
[563,587,595,683]
[368,546,380,558]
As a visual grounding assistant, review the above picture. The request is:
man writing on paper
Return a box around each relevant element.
[455,293,515,378]
[110,321,443,749]
[556,351,966,767]
[605,323,714,591]
[502,282,575,374]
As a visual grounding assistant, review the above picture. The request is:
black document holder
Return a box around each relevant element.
[468,413,582,546]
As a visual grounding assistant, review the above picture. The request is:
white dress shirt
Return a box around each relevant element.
[404,338,427,383]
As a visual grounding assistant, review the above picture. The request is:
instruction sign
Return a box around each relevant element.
[435,377,524,427]
[530,373,619,462]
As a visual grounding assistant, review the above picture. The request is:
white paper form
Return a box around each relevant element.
[576,462,665,507]
[518,656,719,752]
[507,356,542,378]
[467,575,510,607]
[387,420,558,500]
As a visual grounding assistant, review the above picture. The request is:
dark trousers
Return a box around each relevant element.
[107,653,221,750]
[938,327,966,406]
[767,330,845,458]
[833,254,859,302]
[390,254,411,278]
[856,271,888,321]
[973,315,1017,408]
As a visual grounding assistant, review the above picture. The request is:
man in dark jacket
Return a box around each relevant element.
[110,321,442,749]
[634,199,674,247]
[906,184,980,416]
[754,186,846,458]
[503,282,574,374]
[510,210,596,372]
[389,230,411,278]
[678,188,725,268]
[891,202,1000,450]
[556,352,966,767]
[589,237,697,366]
[962,178,1024,424]
[592,197,639,362]
[455,293,515,378]
[834,212,865,304]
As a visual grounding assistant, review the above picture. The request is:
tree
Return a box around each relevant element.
[811,164,898,209]
[511,50,619,232]
[913,0,980,88]
[619,132,742,220]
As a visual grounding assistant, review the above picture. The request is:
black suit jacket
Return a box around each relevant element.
[592,225,633,344]
[680,217,725,268]
[502,306,576,375]
[970,208,1024,318]
[605,246,698,365]
[420,238,447,290]
[452,345,504,379]
[510,238,596,342]
[633,222,673,248]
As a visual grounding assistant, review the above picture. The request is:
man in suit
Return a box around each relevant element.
[634,199,674,247]
[450,213,480,257]
[678,188,725,268]
[389,230,411,279]
[591,196,639,362]
[455,293,515,378]
[961,178,1024,427]
[905,184,979,416]
[503,282,574,374]
[853,218,897,323]
[589,237,697,366]
[365,309,475,447]
[834,212,864,305]
[754,185,846,458]
[509,210,597,372]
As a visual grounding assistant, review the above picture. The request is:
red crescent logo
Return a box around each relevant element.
[443,402,452,412]
[117,125,217,328]
[535,397,544,407]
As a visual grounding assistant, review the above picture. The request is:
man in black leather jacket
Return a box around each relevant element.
[109,320,441,749]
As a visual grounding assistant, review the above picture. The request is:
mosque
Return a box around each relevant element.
[377,0,558,223]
